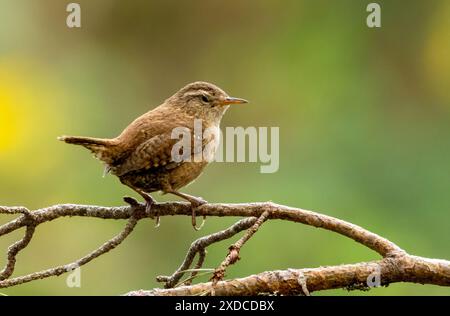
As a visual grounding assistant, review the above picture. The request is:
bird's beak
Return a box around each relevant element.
[222,96,248,105]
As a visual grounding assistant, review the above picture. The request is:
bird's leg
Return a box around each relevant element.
[166,190,207,230]
[136,189,156,213]
[124,188,159,227]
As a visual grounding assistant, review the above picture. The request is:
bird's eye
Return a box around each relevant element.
[201,95,209,103]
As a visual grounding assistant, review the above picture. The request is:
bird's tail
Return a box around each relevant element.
[58,135,116,163]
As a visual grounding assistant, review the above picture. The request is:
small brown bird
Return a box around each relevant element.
[58,81,247,229]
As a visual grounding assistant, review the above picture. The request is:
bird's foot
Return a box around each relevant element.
[124,193,159,228]
[123,196,144,217]
[165,189,208,230]
[189,197,207,231]
[141,193,160,228]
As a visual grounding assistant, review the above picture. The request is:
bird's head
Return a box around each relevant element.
[166,81,248,122]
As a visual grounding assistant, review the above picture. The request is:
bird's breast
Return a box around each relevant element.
[202,125,220,163]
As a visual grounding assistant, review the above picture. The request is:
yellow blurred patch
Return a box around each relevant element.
[0,58,66,177]
[424,2,450,105]
[0,74,29,151]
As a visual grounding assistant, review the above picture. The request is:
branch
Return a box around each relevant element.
[0,202,448,295]
[127,255,450,296]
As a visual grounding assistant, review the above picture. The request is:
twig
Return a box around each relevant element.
[0,224,36,281]
[212,210,270,283]
[184,248,207,286]
[0,208,36,281]
[156,217,257,288]
[0,206,31,215]
[0,213,139,288]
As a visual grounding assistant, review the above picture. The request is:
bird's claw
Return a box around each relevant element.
[192,215,206,231]
[154,216,161,228]
[144,200,160,228]
[190,198,207,231]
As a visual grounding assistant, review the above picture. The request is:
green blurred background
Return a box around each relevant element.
[0,0,449,295]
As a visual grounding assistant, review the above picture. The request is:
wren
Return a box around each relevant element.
[58,82,248,229]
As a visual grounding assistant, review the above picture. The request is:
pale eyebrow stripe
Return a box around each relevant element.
[184,90,211,97]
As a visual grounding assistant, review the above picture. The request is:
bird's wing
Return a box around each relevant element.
[114,132,178,176]
[114,127,218,177]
